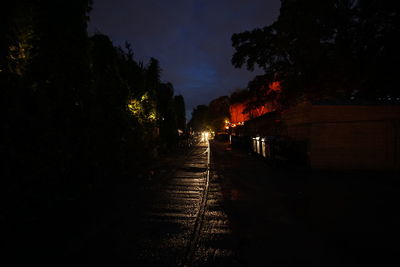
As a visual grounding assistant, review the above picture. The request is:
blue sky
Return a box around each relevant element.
[88,0,281,117]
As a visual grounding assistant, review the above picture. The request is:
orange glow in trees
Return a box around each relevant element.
[268,81,281,92]
[230,103,250,124]
[229,81,281,126]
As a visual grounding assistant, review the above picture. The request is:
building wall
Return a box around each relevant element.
[282,104,400,171]
[309,121,395,170]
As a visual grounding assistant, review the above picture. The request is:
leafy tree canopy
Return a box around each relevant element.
[232,0,400,107]
[188,105,209,132]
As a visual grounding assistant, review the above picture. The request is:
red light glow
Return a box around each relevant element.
[268,81,281,92]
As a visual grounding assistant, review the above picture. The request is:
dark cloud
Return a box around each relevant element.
[88,0,281,116]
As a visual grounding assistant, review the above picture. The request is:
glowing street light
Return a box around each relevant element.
[201,132,209,142]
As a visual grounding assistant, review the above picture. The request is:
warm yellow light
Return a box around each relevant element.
[128,93,157,123]
[128,99,141,115]
[148,112,157,120]
[201,131,210,142]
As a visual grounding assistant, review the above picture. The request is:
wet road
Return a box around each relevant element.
[124,141,237,266]
[68,141,238,266]
[65,140,399,266]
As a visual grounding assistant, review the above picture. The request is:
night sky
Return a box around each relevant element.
[88,0,281,117]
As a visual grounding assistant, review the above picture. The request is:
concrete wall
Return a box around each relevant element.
[282,104,400,171]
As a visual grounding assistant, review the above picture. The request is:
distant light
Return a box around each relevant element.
[201,131,210,142]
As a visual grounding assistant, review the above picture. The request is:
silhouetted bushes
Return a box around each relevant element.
[1,1,187,250]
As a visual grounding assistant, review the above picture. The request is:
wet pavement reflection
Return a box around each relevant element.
[67,140,399,266]
[70,141,238,266]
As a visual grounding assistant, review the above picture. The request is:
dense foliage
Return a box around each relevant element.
[188,96,230,132]
[188,104,209,131]
[1,0,186,248]
[232,0,400,107]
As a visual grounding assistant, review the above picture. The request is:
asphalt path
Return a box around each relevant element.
[66,141,234,266]
[26,140,399,266]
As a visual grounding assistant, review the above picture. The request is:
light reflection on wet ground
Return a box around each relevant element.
[124,141,240,266]
[64,140,400,266]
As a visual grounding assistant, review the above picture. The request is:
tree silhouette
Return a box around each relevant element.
[189,105,209,131]
[174,94,186,133]
[2,2,188,263]
[232,0,400,106]
[207,96,230,132]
